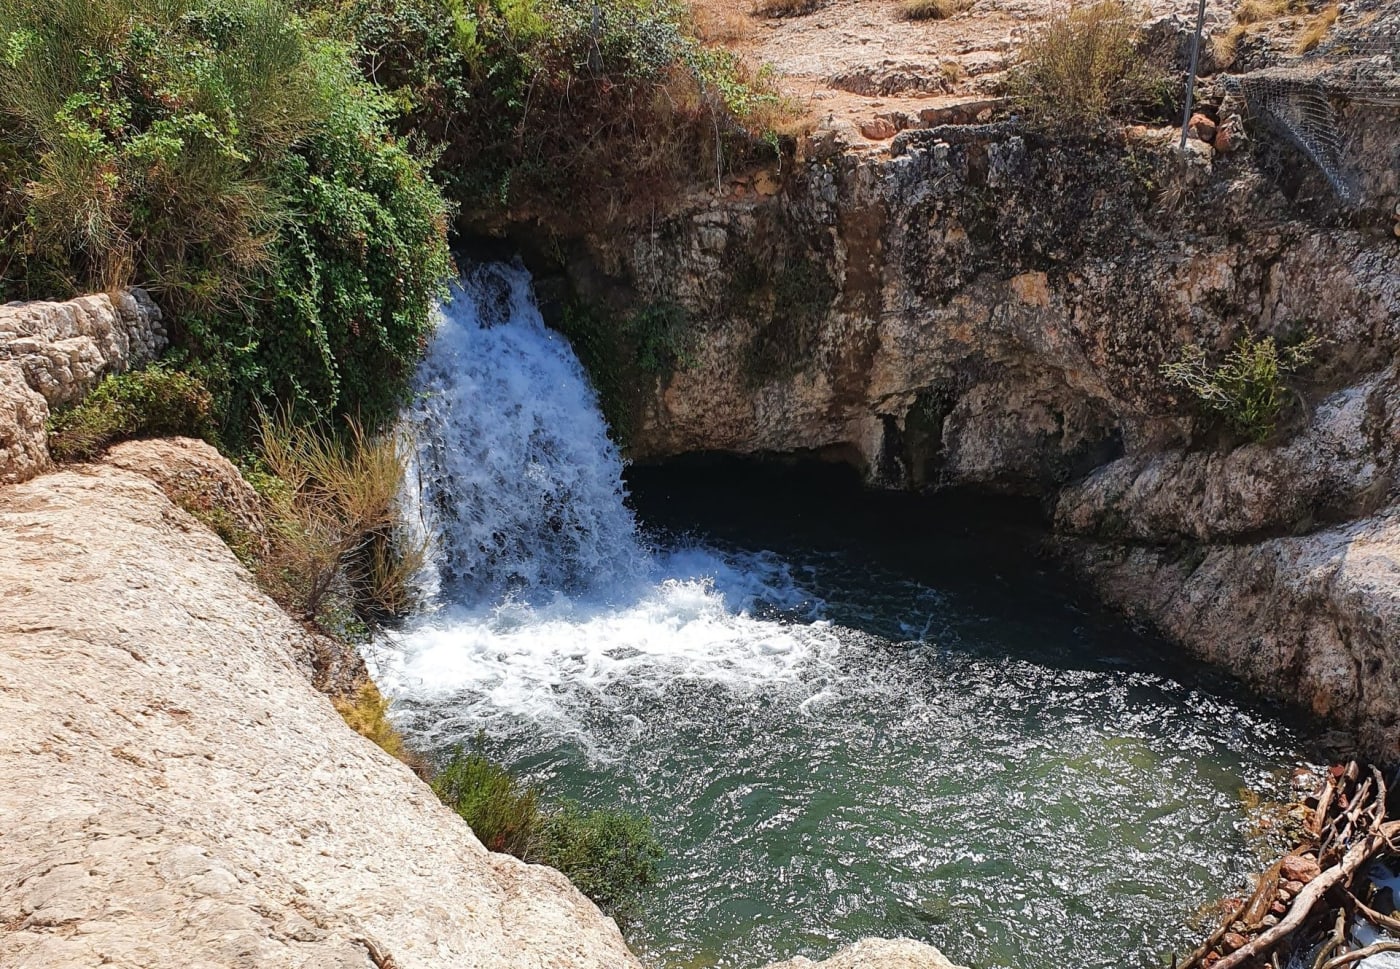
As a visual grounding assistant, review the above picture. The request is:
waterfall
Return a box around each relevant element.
[373,262,1312,969]
[401,261,648,606]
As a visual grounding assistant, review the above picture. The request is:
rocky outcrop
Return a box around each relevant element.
[1055,369,1400,543]
[0,463,642,969]
[765,938,966,969]
[531,4,1400,758]
[0,290,166,484]
[1062,504,1400,762]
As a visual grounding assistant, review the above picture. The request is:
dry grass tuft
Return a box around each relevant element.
[255,412,424,624]
[899,0,973,20]
[1294,3,1338,52]
[1009,1,1158,124]
[939,60,969,83]
[692,6,754,43]
[754,0,823,16]
[1233,0,1304,25]
[1212,25,1245,65]
[333,681,424,771]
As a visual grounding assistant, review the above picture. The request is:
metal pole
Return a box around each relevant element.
[1179,0,1209,150]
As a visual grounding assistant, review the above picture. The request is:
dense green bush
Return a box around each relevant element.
[326,0,793,226]
[431,746,543,857]
[47,366,215,461]
[433,745,662,919]
[0,0,451,444]
[1161,333,1321,443]
[534,801,663,919]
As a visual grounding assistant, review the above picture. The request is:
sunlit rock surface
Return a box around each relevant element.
[0,463,642,969]
[0,290,165,484]
[763,938,968,969]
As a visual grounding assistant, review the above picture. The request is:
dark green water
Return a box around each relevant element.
[382,458,1312,969]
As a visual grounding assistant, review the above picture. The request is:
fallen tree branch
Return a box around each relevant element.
[1320,942,1400,969]
[1211,821,1400,969]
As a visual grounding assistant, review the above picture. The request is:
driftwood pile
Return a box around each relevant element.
[1178,762,1400,969]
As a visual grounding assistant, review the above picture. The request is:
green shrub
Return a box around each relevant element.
[0,0,451,445]
[47,367,215,461]
[432,746,542,857]
[534,801,662,919]
[432,745,662,920]
[1007,1,1160,125]
[329,0,796,227]
[1161,333,1321,443]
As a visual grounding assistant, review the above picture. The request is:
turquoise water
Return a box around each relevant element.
[377,265,1310,969]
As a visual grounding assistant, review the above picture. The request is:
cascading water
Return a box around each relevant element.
[375,262,1313,969]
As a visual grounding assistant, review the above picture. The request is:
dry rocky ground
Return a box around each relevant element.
[693,0,1236,144]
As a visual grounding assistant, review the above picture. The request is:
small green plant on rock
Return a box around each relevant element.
[1161,333,1321,443]
[432,744,662,921]
[46,366,215,461]
[627,301,695,377]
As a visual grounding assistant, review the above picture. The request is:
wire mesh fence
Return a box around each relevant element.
[1223,5,1400,204]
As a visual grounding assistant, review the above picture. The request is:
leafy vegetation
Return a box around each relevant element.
[1007,1,1163,125]
[1,0,790,448]
[433,744,662,919]
[327,0,797,227]
[0,0,451,445]
[534,802,663,919]
[1162,333,1321,443]
[432,746,543,856]
[47,366,215,461]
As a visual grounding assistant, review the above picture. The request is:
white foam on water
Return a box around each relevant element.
[378,262,849,741]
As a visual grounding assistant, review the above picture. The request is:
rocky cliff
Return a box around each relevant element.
[529,1,1400,759]
[0,290,166,484]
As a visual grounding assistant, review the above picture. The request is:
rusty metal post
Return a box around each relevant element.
[1179,0,1210,150]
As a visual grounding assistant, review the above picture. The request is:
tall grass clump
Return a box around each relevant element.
[1162,333,1321,443]
[254,411,424,623]
[329,0,800,228]
[1008,1,1160,125]
[433,744,662,920]
[0,0,451,446]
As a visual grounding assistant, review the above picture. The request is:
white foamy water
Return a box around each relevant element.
[378,262,846,743]
[399,262,646,603]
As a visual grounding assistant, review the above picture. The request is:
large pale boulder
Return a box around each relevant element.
[0,465,642,969]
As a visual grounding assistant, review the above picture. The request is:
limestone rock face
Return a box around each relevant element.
[1055,370,1400,543]
[763,938,968,969]
[1061,504,1400,762]
[0,290,166,484]
[0,466,642,969]
[539,42,1400,757]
